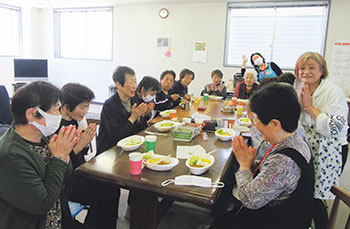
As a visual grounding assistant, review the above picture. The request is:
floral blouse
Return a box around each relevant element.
[235,134,311,209]
[26,141,62,229]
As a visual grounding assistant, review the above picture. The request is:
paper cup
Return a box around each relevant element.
[169,110,177,120]
[144,135,157,153]
[129,152,143,175]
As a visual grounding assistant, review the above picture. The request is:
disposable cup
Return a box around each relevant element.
[169,110,177,120]
[144,135,157,153]
[237,105,244,118]
[129,152,143,175]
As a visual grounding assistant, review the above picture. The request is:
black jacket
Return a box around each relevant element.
[169,80,188,107]
[155,90,175,112]
[97,92,148,154]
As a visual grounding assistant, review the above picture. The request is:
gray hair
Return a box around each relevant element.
[244,69,258,82]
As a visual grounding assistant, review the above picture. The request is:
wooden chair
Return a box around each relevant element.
[328,185,350,229]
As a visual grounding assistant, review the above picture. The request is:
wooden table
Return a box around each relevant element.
[76,99,238,229]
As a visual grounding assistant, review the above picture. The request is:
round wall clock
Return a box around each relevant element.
[159,8,169,19]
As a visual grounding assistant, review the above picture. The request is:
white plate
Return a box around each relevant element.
[186,154,215,175]
[209,95,223,100]
[238,117,252,127]
[143,154,179,171]
[159,110,171,118]
[215,128,236,141]
[154,120,176,132]
[117,135,145,151]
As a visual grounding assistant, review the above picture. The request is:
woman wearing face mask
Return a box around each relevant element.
[233,69,259,99]
[59,83,120,229]
[0,81,80,229]
[135,76,161,121]
[201,69,227,99]
[241,52,282,82]
[155,70,178,111]
[294,52,348,229]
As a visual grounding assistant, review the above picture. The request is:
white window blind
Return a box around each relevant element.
[0,4,22,56]
[224,1,329,69]
[54,7,113,60]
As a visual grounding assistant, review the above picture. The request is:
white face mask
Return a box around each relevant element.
[254,57,264,66]
[142,94,155,103]
[161,175,224,188]
[29,107,62,137]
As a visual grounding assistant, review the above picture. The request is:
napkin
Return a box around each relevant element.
[176,145,206,159]
[191,112,211,121]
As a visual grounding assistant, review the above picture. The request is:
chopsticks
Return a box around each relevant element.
[207,149,216,155]
[145,130,169,136]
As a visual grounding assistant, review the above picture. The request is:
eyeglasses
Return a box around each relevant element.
[249,113,260,127]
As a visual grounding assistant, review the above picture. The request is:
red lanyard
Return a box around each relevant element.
[262,67,266,80]
[253,144,276,176]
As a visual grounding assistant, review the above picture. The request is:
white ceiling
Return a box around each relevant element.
[1,0,231,8]
[1,0,298,8]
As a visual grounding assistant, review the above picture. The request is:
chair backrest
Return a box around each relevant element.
[233,73,243,89]
[328,185,350,229]
[0,85,12,125]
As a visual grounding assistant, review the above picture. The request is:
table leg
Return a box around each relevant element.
[130,189,158,229]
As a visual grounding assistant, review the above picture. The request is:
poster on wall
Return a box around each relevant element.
[192,41,207,63]
[157,37,169,47]
[330,41,350,97]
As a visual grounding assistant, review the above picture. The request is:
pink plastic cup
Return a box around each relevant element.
[129,152,143,175]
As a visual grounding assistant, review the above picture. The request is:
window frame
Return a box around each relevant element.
[53,6,114,61]
[223,1,330,70]
[0,3,22,57]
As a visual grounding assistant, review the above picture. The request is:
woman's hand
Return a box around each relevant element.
[242,55,248,68]
[300,85,313,110]
[129,103,148,123]
[211,83,217,91]
[232,136,256,171]
[144,102,155,115]
[184,94,191,101]
[49,125,79,162]
[170,94,179,101]
[73,123,97,154]
[300,85,321,120]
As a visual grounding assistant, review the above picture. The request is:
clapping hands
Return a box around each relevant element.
[232,136,256,171]
[48,125,79,163]
[73,123,97,154]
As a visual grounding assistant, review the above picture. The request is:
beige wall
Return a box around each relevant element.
[0,0,349,101]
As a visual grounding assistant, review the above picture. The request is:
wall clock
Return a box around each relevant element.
[159,8,169,19]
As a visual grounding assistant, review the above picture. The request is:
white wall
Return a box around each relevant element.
[45,3,235,102]
[0,0,349,101]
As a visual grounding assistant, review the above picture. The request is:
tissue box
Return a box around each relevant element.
[173,127,193,142]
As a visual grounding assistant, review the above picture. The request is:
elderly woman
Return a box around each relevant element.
[211,83,314,229]
[242,53,282,82]
[294,52,349,228]
[0,81,79,229]
[59,83,119,229]
[169,68,195,105]
[201,69,227,99]
[233,69,259,99]
[155,70,178,111]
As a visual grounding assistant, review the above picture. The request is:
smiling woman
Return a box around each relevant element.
[294,52,349,228]
[59,82,120,228]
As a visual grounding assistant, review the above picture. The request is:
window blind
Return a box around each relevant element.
[224,1,329,69]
